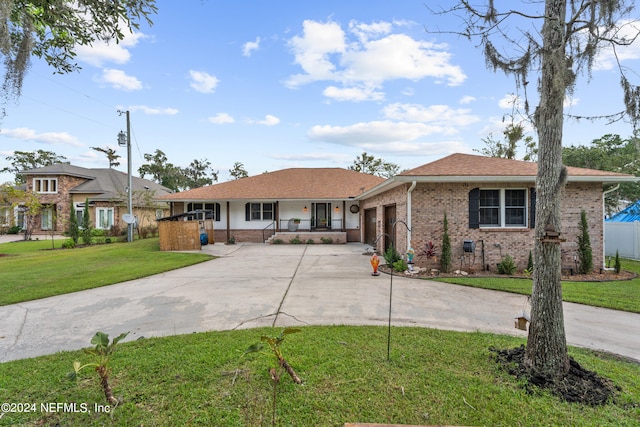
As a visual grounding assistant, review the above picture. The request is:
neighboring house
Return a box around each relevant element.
[158,168,385,243]
[16,164,172,236]
[604,200,640,260]
[357,153,638,271]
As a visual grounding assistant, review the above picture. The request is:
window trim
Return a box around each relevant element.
[245,202,275,221]
[470,187,530,229]
[95,207,114,230]
[33,178,58,194]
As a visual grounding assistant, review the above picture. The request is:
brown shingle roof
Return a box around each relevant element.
[159,168,385,201]
[400,153,635,179]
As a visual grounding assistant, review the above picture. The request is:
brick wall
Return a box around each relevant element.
[362,181,604,271]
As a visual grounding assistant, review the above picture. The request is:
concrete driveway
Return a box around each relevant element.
[1,242,639,363]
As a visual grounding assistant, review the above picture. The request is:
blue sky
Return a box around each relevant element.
[1,0,639,184]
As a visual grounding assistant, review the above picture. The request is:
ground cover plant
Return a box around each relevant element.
[0,326,638,426]
[432,258,640,314]
[0,238,213,305]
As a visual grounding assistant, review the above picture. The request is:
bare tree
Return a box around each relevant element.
[436,1,640,380]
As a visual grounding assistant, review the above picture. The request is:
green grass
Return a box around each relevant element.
[0,238,213,306]
[0,326,638,426]
[434,258,640,313]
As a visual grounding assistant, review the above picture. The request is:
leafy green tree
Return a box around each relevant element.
[440,212,451,273]
[183,159,218,189]
[0,1,157,118]
[1,150,67,184]
[577,210,593,274]
[348,152,400,178]
[138,149,218,191]
[91,146,121,169]
[563,133,640,214]
[476,122,537,161]
[443,0,640,381]
[229,162,249,180]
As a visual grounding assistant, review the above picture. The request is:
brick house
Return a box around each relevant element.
[158,168,385,243]
[15,164,171,236]
[357,153,638,272]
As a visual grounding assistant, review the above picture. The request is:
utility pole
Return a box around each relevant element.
[117,110,133,243]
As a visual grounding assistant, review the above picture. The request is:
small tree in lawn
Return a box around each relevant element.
[577,210,593,274]
[440,212,451,273]
[82,198,93,245]
[68,200,79,245]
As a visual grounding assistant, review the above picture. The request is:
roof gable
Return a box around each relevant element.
[159,168,385,201]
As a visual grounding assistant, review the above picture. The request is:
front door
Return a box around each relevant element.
[313,202,331,229]
[364,208,377,246]
[384,204,396,251]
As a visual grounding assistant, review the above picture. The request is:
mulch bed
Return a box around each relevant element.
[378,264,636,282]
[490,345,620,405]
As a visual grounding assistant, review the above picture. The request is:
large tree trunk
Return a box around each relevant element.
[524,0,570,380]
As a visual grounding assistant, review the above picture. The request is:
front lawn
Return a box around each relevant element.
[434,258,640,313]
[0,238,213,306]
[0,326,638,426]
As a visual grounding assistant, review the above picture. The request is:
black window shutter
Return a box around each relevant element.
[245,203,250,221]
[529,188,536,228]
[215,203,221,221]
[469,188,480,229]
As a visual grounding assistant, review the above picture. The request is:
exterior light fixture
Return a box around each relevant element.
[303,206,308,213]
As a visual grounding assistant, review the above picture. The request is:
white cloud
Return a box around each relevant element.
[286,19,466,94]
[460,96,476,105]
[308,121,448,145]
[256,114,280,126]
[76,30,147,67]
[208,113,235,124]
[382,103,480,128]
[243,37,261,57]
[498,93,521,109]
[593,20,640,71]
[323,85,385,102]
[189,70,220,93]
[128,105,178,115]
[286,20,346,87]
[98,69,143,91]
[308,121,469,154]
[1,127,82,147]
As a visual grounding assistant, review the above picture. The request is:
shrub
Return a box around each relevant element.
[62,239,76,249]
[289,235,302,244]
[306,239,314,244]
[392,259,408,272]
[614,250,621,274]
[420,241,437,258]
[497,254,517,275]
[81,198,93,245]
[272,239,283,244]
[8,225,21,234]
[440,212,452,273]
[384,246,401,265]
[577,209,593,274]
[320,237,333,244]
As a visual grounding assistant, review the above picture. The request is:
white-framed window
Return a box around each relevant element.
[156,209,164,219]
[96,207,114,229]
[41,207,53,230]
[33,178,58,194]
[245,202,274,221]
[479,188,527,227]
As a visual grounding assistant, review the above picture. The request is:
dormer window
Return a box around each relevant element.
[33,178,58,194]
